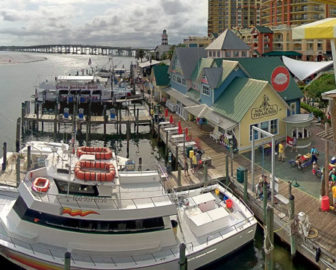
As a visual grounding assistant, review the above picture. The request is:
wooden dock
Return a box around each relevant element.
[156,111,336,269]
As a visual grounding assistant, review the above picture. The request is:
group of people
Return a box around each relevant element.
[184,148,204,176]
[255,174,271,200]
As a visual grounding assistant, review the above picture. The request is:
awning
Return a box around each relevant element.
[185,104,237,130]
[186,88,200,102]
[282,56,333,81]
[138,60,161,69]
[262,51,302,57]
[165,88,198,107]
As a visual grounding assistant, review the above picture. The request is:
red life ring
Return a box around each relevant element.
[76,146,112,160]
[74,161,116,182]
[32,177,50,193]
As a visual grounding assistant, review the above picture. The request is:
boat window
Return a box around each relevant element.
[59,90,68,95]
[70,90,80,95]
[92,90,101,95]
[81,90,90,95]
[57,168,69,174]
[54,179,98,196]
[13,197,165,234]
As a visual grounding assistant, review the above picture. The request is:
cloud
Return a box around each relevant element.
[0,0,208,47]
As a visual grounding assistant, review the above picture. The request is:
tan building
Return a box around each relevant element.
[208,0,262,36]
[260,0,336,60]
[183,36,213,48]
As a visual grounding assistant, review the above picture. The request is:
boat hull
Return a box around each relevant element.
[0,222,256,270]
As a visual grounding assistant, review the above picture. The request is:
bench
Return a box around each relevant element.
[274,194,289,205]
[210,131,221,143]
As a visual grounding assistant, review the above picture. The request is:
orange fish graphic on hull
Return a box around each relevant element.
[61,207,99,217]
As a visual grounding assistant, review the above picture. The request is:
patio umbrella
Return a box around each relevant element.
[178,121,183,134]
[169,115,174,124]
[164,108,168,118]
[292,18,336,79]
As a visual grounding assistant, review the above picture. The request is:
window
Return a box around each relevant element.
[225,51,231,57]
[270,119,278,134]
[13,196,165,234]
[176,76,182,84]
[217,51,220,57]
[182,79,186,85]
[260,121,269,138]
[234,51,239,57]
[242,51,246,57]
[250,124,259,141]
[202,85,210,96]
[290,103,296,115]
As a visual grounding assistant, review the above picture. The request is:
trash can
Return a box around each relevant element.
[237,166,246,183]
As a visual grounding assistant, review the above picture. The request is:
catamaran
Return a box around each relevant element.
[0,141,257,269]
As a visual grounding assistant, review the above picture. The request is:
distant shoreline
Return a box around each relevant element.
[0,53,48,64]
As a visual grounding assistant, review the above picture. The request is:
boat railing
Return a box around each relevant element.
[187,215,256,252]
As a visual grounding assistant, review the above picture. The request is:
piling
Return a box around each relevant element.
[64,251,71,270]
[138,157,142,171]
[27,145,32,171]
[21,102,25,135]
[179,243,187,270]
[288,182,296,256]
[54,104,58,140]
[175,145,179,170]
[2,142,7,171]
[263,181,267,221]
[136,108,139,134]
[16,156,20,187]
[230,148,233,177]
[126,121,130,158]
[265,206,274,270]
[103,105,107,136]
[133,104,136,131]
[178,165,181,187]
[203,163,208,183]
[16,118,21,152]
[243,168,248,202]
[225,155,229,185]
[165,131,169,161]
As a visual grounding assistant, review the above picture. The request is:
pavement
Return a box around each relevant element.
[242,121,330,198]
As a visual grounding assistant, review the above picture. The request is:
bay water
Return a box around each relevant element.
[0,52,315,269]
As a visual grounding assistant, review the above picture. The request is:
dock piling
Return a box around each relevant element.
[27,145,32,171]
[165,131,169,162]
[2,142,7,171]
[203,162,208,183]
[179,243,187,270]
[265,206,274,270]
[178,165,181,186]
[16,118,21,152]
[175,145,179,170]
[64,251,71,270]
[16,155,20,187]
[138,157,142,171]
[225,155,229,185]
[126,121,130,158]
[263,181,267,221]
[243,168,248,202]
[136,108,139,134]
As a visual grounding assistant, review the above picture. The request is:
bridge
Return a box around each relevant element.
[0,45,151,57]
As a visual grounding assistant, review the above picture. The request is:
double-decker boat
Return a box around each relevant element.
[0,141,257,269]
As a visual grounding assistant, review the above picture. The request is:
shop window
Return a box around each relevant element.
[270,119,278,135]
[260,121,269,138]
[250,124,259,141]
[202,85,210,96]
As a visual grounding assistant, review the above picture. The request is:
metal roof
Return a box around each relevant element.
[212,77,268,123]
[282,113,314,124]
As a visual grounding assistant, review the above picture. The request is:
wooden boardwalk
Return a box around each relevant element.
[158,112,336,269]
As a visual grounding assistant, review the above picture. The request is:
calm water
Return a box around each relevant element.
[0,52,315,269]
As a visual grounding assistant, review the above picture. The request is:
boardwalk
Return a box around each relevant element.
[157,111,336,269]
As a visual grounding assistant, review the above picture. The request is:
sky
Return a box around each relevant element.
[0,0,208,48]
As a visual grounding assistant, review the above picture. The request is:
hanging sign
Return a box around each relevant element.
[271,66,290,92]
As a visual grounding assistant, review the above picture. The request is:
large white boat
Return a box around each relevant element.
[0,141,257,270]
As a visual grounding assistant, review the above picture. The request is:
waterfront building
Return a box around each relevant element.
[205,29,251,58]
[208,0,262,36]
[164,46,305,151]
[150,64,170,102]
[234,26,273,57]
[154,30,172,60]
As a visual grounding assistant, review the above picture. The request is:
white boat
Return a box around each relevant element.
[0,141,257,269]
[36,75,112,103]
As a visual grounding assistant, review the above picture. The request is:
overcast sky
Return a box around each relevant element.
[0,0,208,48]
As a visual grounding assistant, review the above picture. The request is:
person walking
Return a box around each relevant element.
[278,141,285,162]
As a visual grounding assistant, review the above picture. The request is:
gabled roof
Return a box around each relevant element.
[212,77,268,122]
[227,57,303,101]
[255,26,273,34]
[171,47,206,80]
[203,68,222,88]
[206,29,250,51]
[191,58,214,82]
[153,65,170,86]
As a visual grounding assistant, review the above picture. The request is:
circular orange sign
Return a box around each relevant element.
[271,66,290,92]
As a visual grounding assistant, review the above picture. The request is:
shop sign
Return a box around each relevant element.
[271,66,290,92]
[251,95,278,119]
